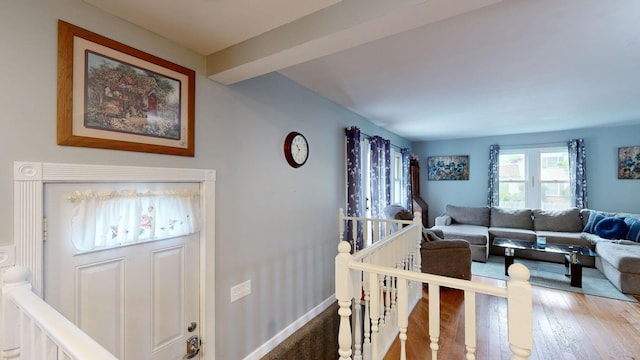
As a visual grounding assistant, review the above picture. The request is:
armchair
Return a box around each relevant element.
[421,229,472,280]
[383,205,472,280]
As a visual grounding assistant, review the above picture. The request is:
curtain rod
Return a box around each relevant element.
[359,130,405,151]
[500,141,568,150]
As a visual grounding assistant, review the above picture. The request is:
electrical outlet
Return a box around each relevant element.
[230,280,251,302]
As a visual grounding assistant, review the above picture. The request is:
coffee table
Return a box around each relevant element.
[492,238,597,288]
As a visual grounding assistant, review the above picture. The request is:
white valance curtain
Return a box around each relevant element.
[68,189,200,252]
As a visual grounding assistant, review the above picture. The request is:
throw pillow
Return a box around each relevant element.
[624,217,640,242]
[394,209,414,221]
[594,217,629,240]
[583,211,605,233]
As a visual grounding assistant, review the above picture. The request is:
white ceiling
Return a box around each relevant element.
[84,0,640,141]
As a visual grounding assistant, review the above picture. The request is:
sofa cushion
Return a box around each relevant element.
[446,205,490,227]
[433,223,488,246]
[491,207,533,230]
[489,227,536,242]
[596,241,640,275]
[535,230,590,247]
[594,217,629,240]
[532,208,583,232]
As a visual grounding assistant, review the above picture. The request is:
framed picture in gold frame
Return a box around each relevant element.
[618,146,640,179]
[57,20,195,156]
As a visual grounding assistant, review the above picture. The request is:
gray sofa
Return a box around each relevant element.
[433,204,640,294]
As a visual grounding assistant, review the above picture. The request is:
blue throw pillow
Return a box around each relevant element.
[594,217,629,240]
[624,217,640,242]
[583,211,605,233]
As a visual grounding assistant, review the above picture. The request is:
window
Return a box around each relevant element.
[498,147,570,209]
[391,149,404,205]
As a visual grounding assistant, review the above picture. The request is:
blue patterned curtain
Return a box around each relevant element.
[400,148,411,210]
[487,144,500,206]
[568,139,588,208]
[345,127,363,251]
[370,136,391,221]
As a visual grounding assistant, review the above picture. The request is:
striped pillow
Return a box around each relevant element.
[624,217,640,242]
[583,211,605,233]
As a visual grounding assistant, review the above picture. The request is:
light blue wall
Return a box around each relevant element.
[413,124,640,226]
[0,1,410,359]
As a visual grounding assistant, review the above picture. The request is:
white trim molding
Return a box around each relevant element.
[12,161,217,359]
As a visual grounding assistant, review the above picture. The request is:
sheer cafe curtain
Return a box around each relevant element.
[67,189,200,252]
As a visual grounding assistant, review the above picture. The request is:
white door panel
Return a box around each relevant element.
[44,182,200,360]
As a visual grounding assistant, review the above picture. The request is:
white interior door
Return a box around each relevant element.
[43,182,200,360]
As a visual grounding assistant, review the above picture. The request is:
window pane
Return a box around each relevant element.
[540,151,569,181]
[499,182,525,208]
[541,182,570,209]
[499,154,525,181]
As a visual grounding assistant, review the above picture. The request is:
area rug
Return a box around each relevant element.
[472,255,637,302]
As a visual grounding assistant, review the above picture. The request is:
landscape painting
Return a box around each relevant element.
[428,155,470,181]
[85,51,182,140]
[57,20,195,156]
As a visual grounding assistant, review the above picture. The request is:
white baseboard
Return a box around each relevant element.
[243,294,335,360]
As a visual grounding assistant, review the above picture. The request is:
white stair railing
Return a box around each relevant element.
[2,266,117,360]
[336,209,533,360]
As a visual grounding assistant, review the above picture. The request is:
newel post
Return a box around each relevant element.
[336,241,353,360]
[506,263,533,360]
[2,266,31,358]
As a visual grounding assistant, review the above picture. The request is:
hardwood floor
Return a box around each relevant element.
[384,276,640,360]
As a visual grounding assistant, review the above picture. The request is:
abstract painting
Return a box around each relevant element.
[427,155,469,181]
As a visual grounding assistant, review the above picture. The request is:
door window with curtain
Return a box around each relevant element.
[66,186,200,252]
[499,146,570,209]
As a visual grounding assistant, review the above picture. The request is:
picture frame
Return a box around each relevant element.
[57,20,195,156]
[427,155,470,181]
[618,146,640,179]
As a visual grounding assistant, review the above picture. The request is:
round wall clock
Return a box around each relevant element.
[284,131,309,168]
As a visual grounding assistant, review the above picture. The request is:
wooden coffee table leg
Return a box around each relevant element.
[504,248,515,276]
[565,253,583,287]
[570,261,583,288]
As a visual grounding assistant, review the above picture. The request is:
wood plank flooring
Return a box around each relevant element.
[384,275,640,360]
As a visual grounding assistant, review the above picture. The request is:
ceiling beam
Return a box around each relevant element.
[206,0,503,84]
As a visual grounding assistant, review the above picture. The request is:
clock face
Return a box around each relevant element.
[284,132,309,168]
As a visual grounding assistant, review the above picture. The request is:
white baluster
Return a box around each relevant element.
[339,208,345,243]
[464,290,477,360]
[361,262,371,360]
[369,272,380,360]
[397,278,408,360]
[353,273,363,360]
[428,283,440,360]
